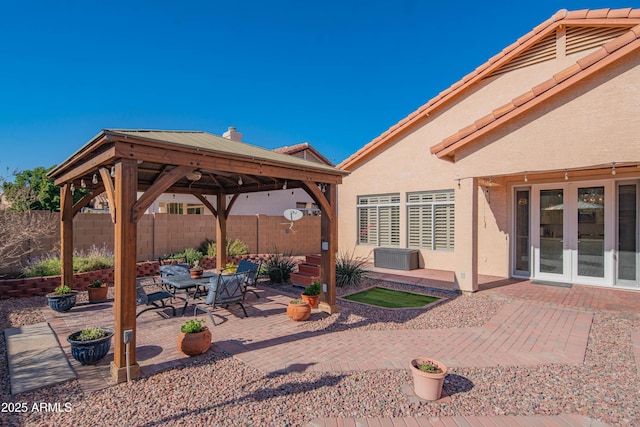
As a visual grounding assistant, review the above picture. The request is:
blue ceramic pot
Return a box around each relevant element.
[46,292,77,312]
[67,328,114,365]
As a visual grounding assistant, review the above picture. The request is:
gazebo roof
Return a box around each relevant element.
[48,129,348,196]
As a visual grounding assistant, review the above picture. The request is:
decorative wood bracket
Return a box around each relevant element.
[132,166,192,222]
[99,167,116,223]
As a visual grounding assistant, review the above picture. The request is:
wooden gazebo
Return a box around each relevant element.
[48,129,349,383]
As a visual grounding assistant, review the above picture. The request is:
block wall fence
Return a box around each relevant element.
[1,212,321,274]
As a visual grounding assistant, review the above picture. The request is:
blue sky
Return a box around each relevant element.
[1,1,637,173]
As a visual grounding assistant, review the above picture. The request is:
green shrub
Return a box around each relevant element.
[205,238,249,257]
[54,284,72,295]
[303,281,321,296]
[22,245,114,277]
[181,319,205,334]
[336,250,369,288]
[182,247,203,266]
[77,327,109,341]
[264,248,296,284]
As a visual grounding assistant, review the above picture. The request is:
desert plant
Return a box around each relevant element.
[76,327,110,341]
[303,281,321,296]
[88,280,104,288]
[205,238,249,257]
[264,249,296,284]
[181,319,206,334]
[53,284,72,295]
[417,359,443,374]
[182,247,203,267]
[289,298,306,305]
[336,250,369,288]
[22,245,114,277]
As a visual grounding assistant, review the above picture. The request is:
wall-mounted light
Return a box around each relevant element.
[92,173,98,185]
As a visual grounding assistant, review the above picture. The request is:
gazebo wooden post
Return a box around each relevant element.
[110,159,140,383]
[216,193,227,273]
[318,183,339,314]
[60,184,73,288]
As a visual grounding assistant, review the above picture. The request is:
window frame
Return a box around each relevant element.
[356,193,400,247]
[406,190,455,251]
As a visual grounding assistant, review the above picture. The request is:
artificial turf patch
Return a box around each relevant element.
[342,287,440,308]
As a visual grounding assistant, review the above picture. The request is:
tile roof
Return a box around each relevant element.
[274,142,334,166]
[338,8,640,170]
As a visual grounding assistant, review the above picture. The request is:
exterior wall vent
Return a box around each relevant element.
[566,26,628,56]
[373,248,419,270]
[484,32,556,79]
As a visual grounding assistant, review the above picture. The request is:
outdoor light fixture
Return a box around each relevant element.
[81,179,86,188]
[111,166,116,177]
[92,174,98,185]
[282,180,287,190]
[524,174,528,182]
[612,163,616,175]
[186,171,202,181]
[70,183,75,193]
[564,170,569,180]
[238,176,243,186]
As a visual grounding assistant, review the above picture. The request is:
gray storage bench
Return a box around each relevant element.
[373,248,419,270]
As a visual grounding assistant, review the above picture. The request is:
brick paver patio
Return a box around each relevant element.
[39,270,640,426]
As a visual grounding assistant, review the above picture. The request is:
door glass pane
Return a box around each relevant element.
[618,185,637,281]
[515,190,530,272]
[577,186,605,278]
[540,189,564,274]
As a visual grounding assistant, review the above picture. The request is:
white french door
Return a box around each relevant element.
[531,181,614,286]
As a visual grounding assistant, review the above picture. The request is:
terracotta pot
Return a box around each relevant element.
[410,357,447,401]
[190,269,204,279]
[300,293,320,309]
[87,285,109,303]
[177,327,212,356]
[287,301,311,321]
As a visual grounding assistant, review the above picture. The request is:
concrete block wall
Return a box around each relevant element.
[2,212,321,274]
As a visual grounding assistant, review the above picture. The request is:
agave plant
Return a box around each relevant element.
[336,250,369,288]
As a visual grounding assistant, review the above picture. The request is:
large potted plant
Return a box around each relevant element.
[46,284,77,312]
[67,327,114,365]
[301,281,321,308]
[87,280,108,303]
[286,298,311,321]
[177,319,211,356]
[410,357,448,401]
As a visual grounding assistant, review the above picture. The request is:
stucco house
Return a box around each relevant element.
[338,8,640,293]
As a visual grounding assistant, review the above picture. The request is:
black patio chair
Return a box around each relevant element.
[136,277,176,318]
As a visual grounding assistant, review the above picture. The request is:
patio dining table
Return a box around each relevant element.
[162,272,218,316]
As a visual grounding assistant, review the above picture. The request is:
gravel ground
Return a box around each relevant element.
[1,280,639,427]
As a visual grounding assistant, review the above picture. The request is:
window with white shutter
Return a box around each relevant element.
[357,194,400,246]
[407,190,454,250]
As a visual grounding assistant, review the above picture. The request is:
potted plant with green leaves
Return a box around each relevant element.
[67,327,114,365]
[286,298,311,321]
[177,319,211,356]
[410,357,448,401]
[87,279,109,303]
[46,284,78,312]
[301,280,321,308]
[190,260,204,279]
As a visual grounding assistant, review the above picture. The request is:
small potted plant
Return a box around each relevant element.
[67,327,114,365]
[87,280,109,303]
[46,284,78,312]
[286,298,311,321]
[301,280,321,308]
[190,260,204,279]
[177,319,212,356]
[410,357,448,401]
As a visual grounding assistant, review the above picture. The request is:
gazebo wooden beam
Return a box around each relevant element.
[216,193,227,272]
[60,184,74,289]
[132,165,193,221]
[53,147,116,186]
[193,193,218,217]
[110,159,140,383]
[72,183,105,217]
[99,167,117,223]
[114,142,342,184]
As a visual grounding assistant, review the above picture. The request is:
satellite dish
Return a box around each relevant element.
[282,209,303,233]
[283,209,304,222]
